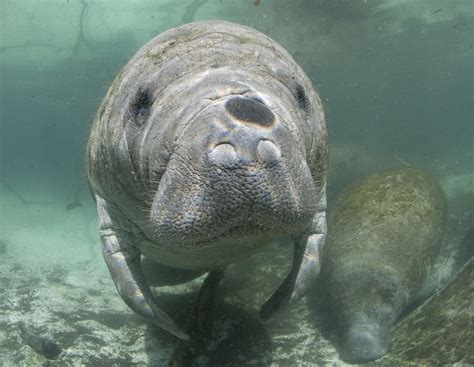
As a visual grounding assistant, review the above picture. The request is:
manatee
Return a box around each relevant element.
[86,21,327,339]
[318,167,446,363]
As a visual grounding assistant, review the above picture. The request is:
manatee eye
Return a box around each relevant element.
[295,82,309,111]
[129,88,153,124]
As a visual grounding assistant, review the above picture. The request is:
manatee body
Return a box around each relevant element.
[319,167,446,363]
[87,21,327,339]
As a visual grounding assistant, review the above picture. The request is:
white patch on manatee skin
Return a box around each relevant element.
[257,139,281,164]
[208,143,237,167]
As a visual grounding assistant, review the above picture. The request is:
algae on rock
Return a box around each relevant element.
[375,258,473,366]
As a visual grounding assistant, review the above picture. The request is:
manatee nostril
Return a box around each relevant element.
[225,96,274,127]
[257,139,281,164]
[209,143,237,167]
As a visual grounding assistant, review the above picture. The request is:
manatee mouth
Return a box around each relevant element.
[145,152,317,248]
[149,179,309,246]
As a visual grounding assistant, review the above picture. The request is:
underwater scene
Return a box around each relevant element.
[0,0,473,366]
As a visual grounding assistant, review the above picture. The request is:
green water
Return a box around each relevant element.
[1,1,472,365]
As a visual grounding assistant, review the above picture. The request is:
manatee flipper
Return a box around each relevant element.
[260,210,327,320]
[96,196,189,340]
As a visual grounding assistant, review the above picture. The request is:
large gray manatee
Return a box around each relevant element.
[318,167,446,363]
[86,21,327,339]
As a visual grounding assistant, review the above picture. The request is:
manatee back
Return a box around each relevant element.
[324,167,446,298]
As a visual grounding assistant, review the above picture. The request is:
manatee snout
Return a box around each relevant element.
[146,94,316,253]
[340,324,389,364]
[207,96,285,168]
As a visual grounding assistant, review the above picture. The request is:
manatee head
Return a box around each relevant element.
[339,318,390,363]
[328,267,409,363]
[87,20,326,271]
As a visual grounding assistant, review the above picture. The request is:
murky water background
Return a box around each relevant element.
[1,1,472,365]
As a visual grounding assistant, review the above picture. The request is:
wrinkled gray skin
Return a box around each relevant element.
[319,167,446,363]
[87,21,327,340]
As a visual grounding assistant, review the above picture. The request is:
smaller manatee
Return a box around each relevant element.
[319,167,446,363]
